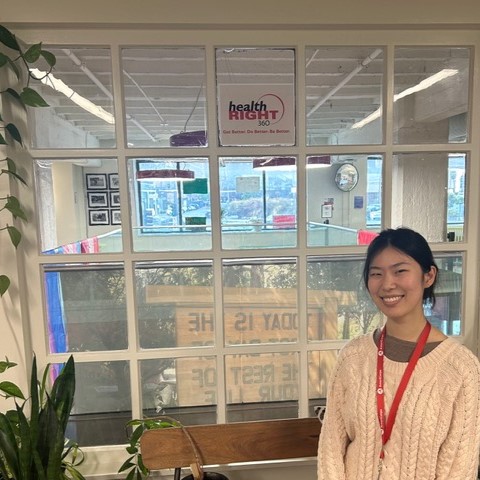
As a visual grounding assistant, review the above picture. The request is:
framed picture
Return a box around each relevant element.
[89,209,109,226]
[87,191,108,208]
[86,173,107,189]
[110,210,121,225]
[321,203,333,218]
[108,173,119,190]
[110,191,121,207]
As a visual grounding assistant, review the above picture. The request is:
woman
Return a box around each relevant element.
[317,227,480,480]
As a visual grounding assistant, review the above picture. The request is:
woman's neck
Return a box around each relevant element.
[384,317,428,342]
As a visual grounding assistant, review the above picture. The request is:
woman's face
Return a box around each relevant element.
[367,246,436,323]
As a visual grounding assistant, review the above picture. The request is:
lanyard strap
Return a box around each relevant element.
[376,321,431,459]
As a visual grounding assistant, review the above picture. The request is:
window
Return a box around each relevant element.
[22,31,475,452]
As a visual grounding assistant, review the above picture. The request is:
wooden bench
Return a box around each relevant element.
[140,417,321,474]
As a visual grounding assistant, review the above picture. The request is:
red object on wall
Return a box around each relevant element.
[273,214,296,229]
[357,229,379,245]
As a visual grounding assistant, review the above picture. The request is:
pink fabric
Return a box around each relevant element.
[357,229,378,245]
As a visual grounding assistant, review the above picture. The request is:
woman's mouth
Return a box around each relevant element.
[381,295,403,305]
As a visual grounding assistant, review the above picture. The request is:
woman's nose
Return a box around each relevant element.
[382,273,396,289]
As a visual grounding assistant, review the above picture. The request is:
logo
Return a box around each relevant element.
[228,93,285,125]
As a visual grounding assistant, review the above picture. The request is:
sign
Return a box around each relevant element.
[218,84,295,146]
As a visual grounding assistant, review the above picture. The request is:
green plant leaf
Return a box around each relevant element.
[6,196,27,221]
[0,25,20,51]
[0,276,10,296]
[16,404,33,480]
[23,43,42,63]
[5,123,22,145]
[0,413,20,479]
[5,88,23,104]
[41,50,56,68]
[7,225,22,247]
[20,87,49,107]
[1,167,28,186]
[0,132,6,145]
[0,358,17,373]
[0,381,25,399]
[0,52,9,68]
[118,456,135,472]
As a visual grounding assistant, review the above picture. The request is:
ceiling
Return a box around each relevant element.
[30,46,469,149]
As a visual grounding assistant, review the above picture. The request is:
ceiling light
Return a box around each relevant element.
[136,169,195,182]
[307,155,331,168]
[169,130,207,147]
[252,157,296,171]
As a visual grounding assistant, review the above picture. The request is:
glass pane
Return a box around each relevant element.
[141,357,217,425]
[29,47,115,149]
[223,258,298,345]
[35,159,123,254]
[394,47,470,144]
[307,154,382,247]
[220,157,297,249]
[306,47,384,145]
[307,256,380,341]
[225,352,299,422]
[431,254,463,336]
[66,360,131,446]
[43,264,127,353]
[121,47,206,148]
[135,261,214,349]
[128,157,211,251]
[392,153,466,242]
[308,350,338,404]
[216,47,295,147]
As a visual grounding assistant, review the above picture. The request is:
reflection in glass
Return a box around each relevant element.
[29,47,115,149]
[35,159,123,254]
[43,264,127,353]
[128,157,211,252]
[66,360,131,446]
[308,350,338,403]
[219,157,297,250]
[121,47,206,148]
[392,153,466,242]
[135,261,214,349]
[223,258,298,345]
[307,155,382,247]
[225,352,299,422]
[141,357,217,424]
[306,47,383,145]
[394,47,470,144]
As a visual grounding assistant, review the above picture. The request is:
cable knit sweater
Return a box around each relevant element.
[317,333,480,480]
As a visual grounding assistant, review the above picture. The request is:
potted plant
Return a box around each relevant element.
[0,355,85,479]
[0,24,55,296]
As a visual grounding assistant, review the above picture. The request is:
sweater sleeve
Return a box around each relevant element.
[435,349,480,480]
[317,352,350,480]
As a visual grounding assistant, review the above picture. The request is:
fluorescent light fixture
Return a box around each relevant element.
[29,68,115,125]
[351,68,458,130]
[136,169,195,182]
[252,157,296,171]
[307,155,331,168]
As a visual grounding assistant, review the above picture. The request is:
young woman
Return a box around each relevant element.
[317,227,480,480]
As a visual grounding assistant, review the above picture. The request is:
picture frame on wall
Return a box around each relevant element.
[87,191,109,208]
[89,210,109,226]
[108,173,119,190]
[86,173,107,189]
[111,210,121,225]
[110,191,121,207]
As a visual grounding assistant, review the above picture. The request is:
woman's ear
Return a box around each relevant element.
[424,266,437,287]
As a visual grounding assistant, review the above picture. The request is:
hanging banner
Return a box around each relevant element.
[218,84,295,146]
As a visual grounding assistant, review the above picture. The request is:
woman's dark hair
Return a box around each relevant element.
[362,227,438,306]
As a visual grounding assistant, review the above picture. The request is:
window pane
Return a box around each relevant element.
[306,47,384,145]
[128,157,211,251]
[307,155,382,246]
[44,264,127,353]
[67,360,131,446]
[29,47,115,149]
[35,159,123,254]
[394,47,470,144]
[308,349,338,405]
[392,152,466,242]
[307,257,380,340]
[223,258,298,345]
[136,262,214,349]
[220,157,297,249]
[225,352,299,422]
[216,47,295,147]
[121,47,206,147]
[141,357,217,425]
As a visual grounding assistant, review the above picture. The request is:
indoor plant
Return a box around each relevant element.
[0,355,85,479]
[0,24,55,296]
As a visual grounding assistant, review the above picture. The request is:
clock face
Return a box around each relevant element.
[335,163,358,192]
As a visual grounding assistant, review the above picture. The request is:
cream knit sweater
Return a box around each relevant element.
[317,334,480,480]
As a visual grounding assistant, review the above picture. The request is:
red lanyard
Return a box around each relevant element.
[376,321,431,459]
